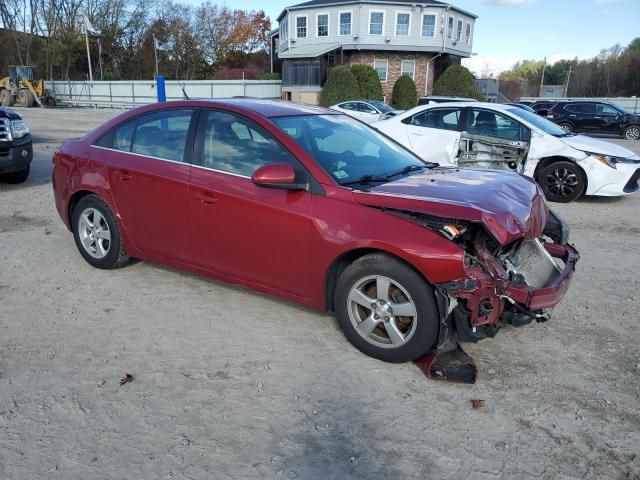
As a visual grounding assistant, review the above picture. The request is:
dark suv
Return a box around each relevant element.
[547,101,640,140]
[0,107,32,183]
[529,101,557,117]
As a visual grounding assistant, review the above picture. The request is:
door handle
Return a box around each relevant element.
[118,169,132,181]
[194,191,219,205]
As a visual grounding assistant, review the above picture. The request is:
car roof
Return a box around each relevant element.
[209,98,333,117]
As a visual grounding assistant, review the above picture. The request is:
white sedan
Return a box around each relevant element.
[330,100,402,124]
[373,102,640,202]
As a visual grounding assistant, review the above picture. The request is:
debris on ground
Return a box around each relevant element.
[119,374,134,386]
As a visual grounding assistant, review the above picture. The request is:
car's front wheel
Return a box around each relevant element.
[558,122,574,133]
[334,253,440,363]
[623,125,640,141]
[539,161,586,203]
[71,195,129,269]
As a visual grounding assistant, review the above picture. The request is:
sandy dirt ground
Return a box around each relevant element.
[1,107,639,480]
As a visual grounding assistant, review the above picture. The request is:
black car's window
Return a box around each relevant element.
[131,109,193,162]
[595,104,618,115]
[113,120,136,151]
[467,108,522,140]
[200,110,297,177]
[407,108,461,131]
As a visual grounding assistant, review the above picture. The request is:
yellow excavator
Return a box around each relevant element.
[0,66,56,108]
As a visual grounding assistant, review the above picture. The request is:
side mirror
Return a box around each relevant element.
[251,163,308,191]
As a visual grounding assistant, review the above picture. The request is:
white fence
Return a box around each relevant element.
[48,80,282,108]
[520,96,640,113]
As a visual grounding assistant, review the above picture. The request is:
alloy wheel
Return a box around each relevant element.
[544,167,579,199]
[625,126,640,140]
[347,275,418,349]
[77,207,111,259]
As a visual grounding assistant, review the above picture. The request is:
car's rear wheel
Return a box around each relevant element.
[334,253,440,363]
[623,125,640,141]
[558,122,574,133]
[71,195,129,269]
[539,161,585,203]
[0,165,29,184]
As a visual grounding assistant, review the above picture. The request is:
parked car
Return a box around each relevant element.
[506,102,536,113]
[373,102,640,202]
[0,107,32,183]
[330,100,401,123]
[52,99,578,369]
[517,101,533,107]
[530,101,557,116]
[418,96,479,106]
[546,101,640,140]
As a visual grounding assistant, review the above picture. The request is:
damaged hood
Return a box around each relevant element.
[353,167,548,245]
[561,134,637,159]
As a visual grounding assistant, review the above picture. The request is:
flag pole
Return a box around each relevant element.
[153,35,159,78]
[98,38,103,81]
[85,25,93,82]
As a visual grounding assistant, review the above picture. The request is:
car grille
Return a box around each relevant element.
[506,239,562,289]
[0,118,11,142]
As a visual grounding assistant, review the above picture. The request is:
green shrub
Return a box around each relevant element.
[349,64,383,100]
[392,74,418,110]
[261,72,281,80]
[319,66,360,106]
[433,65,485,101]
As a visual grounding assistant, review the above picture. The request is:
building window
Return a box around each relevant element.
[374,59,388,82]
[395,12,410,36]
[401,60,415,80]
[317,14,328,37]
[369,11,384,35]
[339,11,352,35]
[296,16,307,38]
[281,19,288,42]
[465,22,472,44]
[447,17,453,39]
[456,20,463,42]
[421,14,436,37]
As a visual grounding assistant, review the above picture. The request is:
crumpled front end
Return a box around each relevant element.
[437,209,579,343]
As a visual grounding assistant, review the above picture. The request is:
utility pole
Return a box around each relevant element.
[538,56,546,97]
[564,65,572,98]
[85,26,93,82]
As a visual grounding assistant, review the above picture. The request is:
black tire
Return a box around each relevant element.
[558,122,574,133]
[539,160,586,203]
[0,89,15,107]
[623,125,640,141]
[0,165,30,184]
[71,194,130,269]
[18,89,35,108]
[334,253,440,363]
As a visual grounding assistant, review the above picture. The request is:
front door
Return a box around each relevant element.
[401,107,463,165]
[106,108,196,261]
[189,109,313,297]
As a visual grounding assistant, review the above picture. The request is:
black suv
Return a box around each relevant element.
[529,101,557,116]
[547,101,640,140]
[0,107,32,183]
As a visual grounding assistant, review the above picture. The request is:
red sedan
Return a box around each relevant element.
[52,99,578,365]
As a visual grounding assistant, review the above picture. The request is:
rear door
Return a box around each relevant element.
[106,108,196,261]
[188,108,314,297]
[458,107,530,172]
[401,107,463,165]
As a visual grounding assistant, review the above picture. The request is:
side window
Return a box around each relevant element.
[340,102,357,111]
[596,104,618,115]
[131,109,193,162]
[358,103,377,114]
[408,108,461,130]
[112,120,136,151]
[468,109,521,140]
[201,110,297,177]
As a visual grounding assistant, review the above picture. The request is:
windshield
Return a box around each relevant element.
[368,100,393,113]
[272,114,428,185]
[506,107,569,136]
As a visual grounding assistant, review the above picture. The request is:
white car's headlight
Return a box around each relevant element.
[10,119,30,139]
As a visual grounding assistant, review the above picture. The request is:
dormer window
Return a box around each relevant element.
[296,15,307,38]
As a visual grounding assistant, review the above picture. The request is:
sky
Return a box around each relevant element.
[185,0,640,76]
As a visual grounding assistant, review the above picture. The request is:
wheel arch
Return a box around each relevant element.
[67,189,97,226]
[533,156,588,192]
[323,247,436,313]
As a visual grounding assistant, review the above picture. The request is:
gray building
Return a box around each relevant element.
[270,0,477,104]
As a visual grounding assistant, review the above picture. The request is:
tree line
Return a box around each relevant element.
[0,0,272,81]
[498,38,640,100]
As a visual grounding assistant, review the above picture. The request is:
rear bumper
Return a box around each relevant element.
[0,137,33,174]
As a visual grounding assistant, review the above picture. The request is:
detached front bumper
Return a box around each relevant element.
[0,136,33,174]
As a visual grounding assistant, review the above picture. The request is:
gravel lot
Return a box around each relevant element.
[1,107,639,480]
